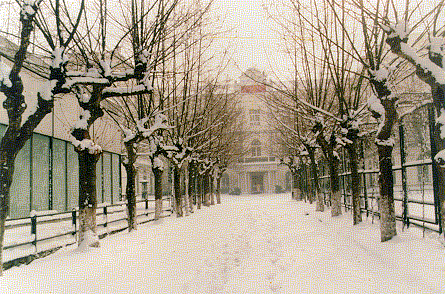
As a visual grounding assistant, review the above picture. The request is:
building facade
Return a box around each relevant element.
[0,36,124,218]
[224,68,289,194]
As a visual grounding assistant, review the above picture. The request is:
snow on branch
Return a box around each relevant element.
[123,113,173,143]
[367,94,385,119]
[37,80,58,101]
[20,0,39,21]
[73,109,91,130]
[386,21,410,40]
[437,109,445,140]
[153,157,164,170]
[102,84,150,99]
[400,43,445,84]
[386,22,445,85]
[71,138,102,154]
[0,60,12,88]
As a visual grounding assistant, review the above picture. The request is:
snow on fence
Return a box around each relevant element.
[3,198,173,270]
[307,102,442,234]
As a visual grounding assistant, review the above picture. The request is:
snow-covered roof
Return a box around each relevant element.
[0,36,50,78]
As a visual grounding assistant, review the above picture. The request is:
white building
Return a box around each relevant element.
[224,68,289,194]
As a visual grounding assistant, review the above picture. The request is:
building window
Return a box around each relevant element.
[249,109,260,126]
[251,139,261,157]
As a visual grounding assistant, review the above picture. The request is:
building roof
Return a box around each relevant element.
[0,35,50,78]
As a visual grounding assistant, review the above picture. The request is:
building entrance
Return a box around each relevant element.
[251,172,265,194]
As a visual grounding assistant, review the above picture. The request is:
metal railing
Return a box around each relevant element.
[3,198,172,270]
[303,102,442,234]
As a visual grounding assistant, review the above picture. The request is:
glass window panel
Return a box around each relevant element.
[96,155,103,203]
[10,140,31,218]
[66,144,78,210]
[103,152,112,204]
[52,139,67,212]
[32,134,50,212]
[112,154,121,203]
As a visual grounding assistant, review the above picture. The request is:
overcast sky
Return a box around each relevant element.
[209,0,292,82]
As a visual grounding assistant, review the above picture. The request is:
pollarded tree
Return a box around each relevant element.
[102,0,178,230]
[60,0,157,246]
[296,0,408,240]
[280,155,302,200]
[0,0,84,274]
[266,0,345,214]
[381,0,445,237]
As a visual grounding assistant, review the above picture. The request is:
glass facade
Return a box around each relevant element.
[0,123,122,218]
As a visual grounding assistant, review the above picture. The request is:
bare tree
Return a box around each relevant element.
[59,0,161,246]
[103,0,178,230]
[380,0,445,238]
[0,0,84,274]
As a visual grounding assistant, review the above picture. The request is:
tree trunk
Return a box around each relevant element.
[203,173,211,206]
[0,148,18,276]
[197,174,202,209]
[153,167,163,220]
[329,157,342,217]
[188,165,195,211]
[123,142,137,231]
[210,175,215,205]
[386,33,445,237]
[216,176,222,204]
[183,165,191,215]
[308,149,323,211]
[173,166,183,217]
[294,172,303,200]
[377,144,397,241]
[347,143,362,224]
[430,85,445,237]
[77,150,100,247]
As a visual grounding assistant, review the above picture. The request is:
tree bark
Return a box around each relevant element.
[188,164,196,210]
[183,164,192,215]
[371,77,398,241]
[197,174,202,209]
[329,157,342,217]
[315,131,341,216]
[431,86,445,234]
[216,176,222,204]
[294,172,302,200]
[173,166,183,217]
[377,144,396,241]
[77,150,100,247]
[307,147,323,211]
[123,142,137,231]
[347,143,362,224]
[203,173,210,206]
[210,174,215,205]
[0,148,17,276]
[153,167,163,220]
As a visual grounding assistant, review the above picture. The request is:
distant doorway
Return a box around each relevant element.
[251,172,265,194]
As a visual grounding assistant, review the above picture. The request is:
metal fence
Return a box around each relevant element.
[0,123,122,218]
[305,102,442,234]
[3,198,173,270]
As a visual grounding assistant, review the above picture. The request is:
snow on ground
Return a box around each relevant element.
[1,194,444,294]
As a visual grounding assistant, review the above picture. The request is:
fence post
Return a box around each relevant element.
[399,124,410,228]
[72,209,77,238]
[341,149,348,211]
[428,104,442,234]
[104,206,108,228]
[31,215,37,252]
[360,140,369,217]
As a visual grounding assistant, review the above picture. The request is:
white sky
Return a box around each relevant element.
[0,0,291,82]
[209,0,292,82]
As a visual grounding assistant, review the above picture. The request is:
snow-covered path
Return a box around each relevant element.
[1,194,444,293]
